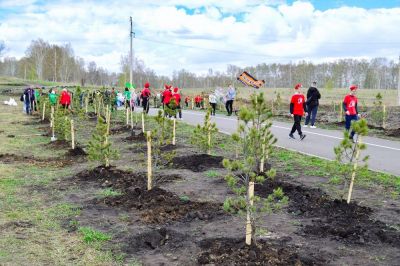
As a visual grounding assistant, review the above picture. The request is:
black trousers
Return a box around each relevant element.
[142,97,149,114]
[210,103,216,115]
[290,115,303,135]
[226,100,233,115]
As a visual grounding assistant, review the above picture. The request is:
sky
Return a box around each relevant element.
[0,0,400,77]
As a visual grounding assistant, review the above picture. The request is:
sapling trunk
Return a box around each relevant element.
[42,102,46,121]
[71,119,75,150]
[347,136,362,204]
[172,118,176,145]
[147,131,152,190]
[245,181,255,246]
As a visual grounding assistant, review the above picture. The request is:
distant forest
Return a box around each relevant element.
[0,39,399,89]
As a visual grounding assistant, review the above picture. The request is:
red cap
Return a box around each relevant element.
[349,85,358,91]
[173,87,179,93]
[165,84,171,90]
[294,83,302,90]
[144,82,150,88]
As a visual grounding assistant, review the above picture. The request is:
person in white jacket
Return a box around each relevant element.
[209,92,217,116]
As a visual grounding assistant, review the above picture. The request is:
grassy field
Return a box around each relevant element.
[182,86,399,107]
[0,93,399,264]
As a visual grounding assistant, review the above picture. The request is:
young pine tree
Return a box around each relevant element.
[87,116,119,168]
[191,108,218,155]
[334,119,369,203]
[223,92,287,246]
[54,109,71,141]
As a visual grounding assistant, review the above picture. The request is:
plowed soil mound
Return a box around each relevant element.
[256,179,400,247]
[171,154,224,172]
[97,187,223,224]
[197,237,329,265]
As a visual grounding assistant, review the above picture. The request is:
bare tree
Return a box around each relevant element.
[26,39,49,80]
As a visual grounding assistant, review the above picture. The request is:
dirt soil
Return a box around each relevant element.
[256,177,400,247]
[197,237,329,265]
[171,154,224,172]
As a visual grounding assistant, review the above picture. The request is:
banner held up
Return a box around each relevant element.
[237,71,265,89]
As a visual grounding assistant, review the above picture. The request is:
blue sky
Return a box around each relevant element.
[1,0,400,75]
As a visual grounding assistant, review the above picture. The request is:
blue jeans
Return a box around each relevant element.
[25,100,31,114]
[305,105,318,126]
[345,115,358,138]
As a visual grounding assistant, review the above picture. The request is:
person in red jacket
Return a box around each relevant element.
[172,87,182,119]
[289,83,307,140]
[141,82,151,114]
[343,85,360,141]
[162,84,172,109]
[59,88,71,109]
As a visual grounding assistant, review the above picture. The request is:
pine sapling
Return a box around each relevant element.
[223,92,287,246]
[191,108,218,155]
[87,116,119,168]
[334,119,369,203]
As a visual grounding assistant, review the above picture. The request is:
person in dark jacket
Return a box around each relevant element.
[304,81,321,128]
[23,87,35,115]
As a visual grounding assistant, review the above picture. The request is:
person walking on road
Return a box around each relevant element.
[209,91,217,116]
[225,85,236,116]
[343,85,360,141]
[141,82,151,114]
[289,83,307,140]
[304,81,321,128]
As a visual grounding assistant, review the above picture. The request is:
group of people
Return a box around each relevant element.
[289,81,360,142]
[21,87,72,114]
[161,84,182,119]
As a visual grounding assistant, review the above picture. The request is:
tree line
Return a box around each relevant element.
[1,39,399,89]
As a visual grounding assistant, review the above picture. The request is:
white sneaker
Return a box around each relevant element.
[303,125,308,128]
[310,125,317,129]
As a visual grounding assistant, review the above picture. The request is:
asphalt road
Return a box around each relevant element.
[139,107,400,177]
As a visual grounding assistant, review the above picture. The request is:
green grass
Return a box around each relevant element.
[96,188,123,198]
[78,227,111,244]
[206,170,220,178]
[179,195,190,202]
[272,148,400,193]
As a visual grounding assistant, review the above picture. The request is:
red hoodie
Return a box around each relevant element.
[163,89,172,104]
[59,91,71,105]
[290,93,306,116]
[141,88,151,98]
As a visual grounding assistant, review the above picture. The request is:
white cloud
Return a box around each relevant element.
[0,0,399,77]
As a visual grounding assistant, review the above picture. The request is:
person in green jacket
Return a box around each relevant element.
[124,87,131,109]
[49,88,58,106]
[34,87,41,111]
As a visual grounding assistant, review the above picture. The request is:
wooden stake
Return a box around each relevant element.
[85,96,88,113]
[106,106,111,136]
[147,131,152,190]
[339,102,343,122]
[42,102,46,121]
[94,98,97,114]
[50,106,54,127]
[347,137,362,204]
[172,118,176,145]
[130,108,134,129]
[382,105,386,129]
[142,112,145,133]
[245,181,255,246]
[191,98,194,110]
[207,129,211,155]
[71,119,75,150]
[135,111,138,125]
[126,108,129,125]
[260,132,267,173]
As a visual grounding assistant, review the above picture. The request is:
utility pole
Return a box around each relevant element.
[129,16,134,87]
[54,48,57,82]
